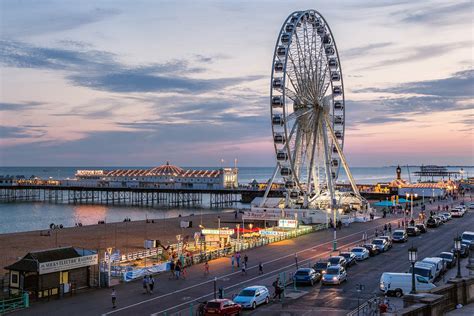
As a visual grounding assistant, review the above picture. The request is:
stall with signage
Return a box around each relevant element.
[201,228,234,248]
[5,247,98,299]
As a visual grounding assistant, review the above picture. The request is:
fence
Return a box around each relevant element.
[0,292,29,314]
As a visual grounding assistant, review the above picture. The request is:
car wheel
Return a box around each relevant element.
[252,302,257,310]
[265,296,269,304]
[395,289,403,298]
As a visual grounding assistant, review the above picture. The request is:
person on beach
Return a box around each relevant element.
[204,261,209,276]
[111,288,117,308]
[258,262,263,275]
[143,275,149,294]
[149,275,154,294]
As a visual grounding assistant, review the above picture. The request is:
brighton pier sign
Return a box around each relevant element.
[39,254,98,275]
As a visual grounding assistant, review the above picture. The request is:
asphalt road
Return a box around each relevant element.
[15,196,472,316]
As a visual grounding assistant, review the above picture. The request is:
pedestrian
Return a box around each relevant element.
[111,288,117,308]
[241,262,247,275]
[181,265,187,279]
[272,277,282,300]
[244,254,248,266]
[169,260,175,279]
[231,254,235,268]
[375,229,378,238]
[149,275,154,294]
[235,252,241,268]
[383,224,388,234]
[388,223,392,234]
[258,262,263,275]
[204,261,209,276]
[142,275,149,294]
[175,261,181,279]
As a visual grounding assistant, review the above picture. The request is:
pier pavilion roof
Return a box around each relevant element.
[103,162,221,178]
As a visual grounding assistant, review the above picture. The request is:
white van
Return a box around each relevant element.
[380,273,436,297]
[409,262,435,283]
[461,231,474,247]
[422,257,446,277]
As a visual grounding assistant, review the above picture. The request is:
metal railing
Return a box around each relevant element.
[0,292,29,314]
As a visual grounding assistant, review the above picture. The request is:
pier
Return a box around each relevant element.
[0,184,283,208]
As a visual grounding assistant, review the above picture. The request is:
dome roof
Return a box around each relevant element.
[149,162,184,176]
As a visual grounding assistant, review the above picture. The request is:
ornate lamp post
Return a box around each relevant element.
[454,236,462,278]
[408,246,418,294]
[406,193,418,221]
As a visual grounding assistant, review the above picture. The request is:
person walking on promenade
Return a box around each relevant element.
[175,261,182,279]
[244,254,248,266]
[241,262,247,275]
[142,275,149,294]
[375,229,378,238]
[111,288,117,308]
[235,252,241,268]
[149,275,154,294]
[169,261,175,280]
[272,277,283,300]
[383,224,388,235]
[258,262,263,275]
[231,254,235,268]
[388,223,392,235]
[204,261,209,276]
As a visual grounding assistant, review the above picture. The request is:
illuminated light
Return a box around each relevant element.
[333,276,338,281]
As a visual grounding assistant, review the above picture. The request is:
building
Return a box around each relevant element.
[70,162,238,189]
[5,247,98,299]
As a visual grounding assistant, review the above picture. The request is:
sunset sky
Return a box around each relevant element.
[0,0,472,167]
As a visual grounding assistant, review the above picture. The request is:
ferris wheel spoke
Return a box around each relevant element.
[293,31,312,98]
[287,49,306,98]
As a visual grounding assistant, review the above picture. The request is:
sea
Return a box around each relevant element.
[0,166,472,234]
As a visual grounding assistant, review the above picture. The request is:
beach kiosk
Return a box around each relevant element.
[5,247,98,299]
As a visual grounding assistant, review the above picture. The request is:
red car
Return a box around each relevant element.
[203,299,242,316]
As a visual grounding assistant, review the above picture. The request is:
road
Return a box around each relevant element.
[15,197,472,316]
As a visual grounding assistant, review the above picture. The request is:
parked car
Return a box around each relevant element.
[203,299,242,316]
[433,216,444,225]
[233,286,270,309]
[426,217,439,228]
[351,247,370,260]
[321,265,347,285]
[442,212,452,220]
[362,243,379,256]
[450,208,464,218]
[328,256,347,268]
[380,272,436,297]
[468,202,474,210]
[439,252,456,268]
[372,238,389,252]
[392,230,408,243]
[313,261,330,275]
[379,236,393,248]
[421,257,446,277]
[461,231,474,247]
[416,223,427,233]
[409,262,436,283]
[451,243,470,258]
[406,226,421,237]
[438,214,448,223]
[293,268,321,286]
[339,252,357,267]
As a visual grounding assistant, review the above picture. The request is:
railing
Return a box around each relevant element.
[0,292,29,314]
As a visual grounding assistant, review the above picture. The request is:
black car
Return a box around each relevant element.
[406,226,421,236]
[439,252,456,268]
[416,223,427,233]
[362,243,379,256]
[427,217,439,228]
[328,256,347,268]
[339,252,357,267]
[452,244,470,258]
[313,261,330,275]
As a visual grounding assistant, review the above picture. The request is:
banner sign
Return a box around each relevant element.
[278,219,297,228]
[260,230,285,236]
[243,210,281,221]
[39,254,98,275]
[201,229,234,236]
[123,262,169,282]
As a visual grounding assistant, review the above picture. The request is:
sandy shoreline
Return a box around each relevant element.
[0,211,241,275]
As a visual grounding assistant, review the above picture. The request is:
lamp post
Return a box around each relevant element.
[106,247,113,288]
[406,193,418,220]
[218,216,221,248]
[454,236,462,278]
[408,246,418,294]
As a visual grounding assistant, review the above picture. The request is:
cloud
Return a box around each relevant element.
[0,101,42,111]
[342,42,393,59]
[0,40,263,94]
[0,125,46,138]
[355,69,474,98]
[394,1,472,25]
[360,116,413,124]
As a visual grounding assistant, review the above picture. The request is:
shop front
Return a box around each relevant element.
[5,247,98,299]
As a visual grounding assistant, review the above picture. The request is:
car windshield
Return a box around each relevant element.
[412,267,430,278]
[373,240,383,244]
[315,263,327,268]
[329,257,341,264]
[238,289,256,297]
[440,253,452,259]
[462,234,474,241]
[340,253,350,258]
[326,268,339,275]
[352,248,363,252]
[393,232,404,236]
[206,302,221,308]
[295,270,309,275]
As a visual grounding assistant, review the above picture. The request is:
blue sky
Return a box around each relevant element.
[0,0,472,167]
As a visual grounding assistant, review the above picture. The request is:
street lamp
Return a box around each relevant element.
[406,193,418,221]
[249,223,253,231]
[454,236,462,278]
[408,246,418,294]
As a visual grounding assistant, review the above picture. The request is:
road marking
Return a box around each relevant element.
[101,219,399,316]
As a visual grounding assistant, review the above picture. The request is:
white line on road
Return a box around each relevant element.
[101,220,398,316]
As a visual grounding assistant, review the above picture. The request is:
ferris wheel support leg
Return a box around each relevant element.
[321,120,338,251]
[259,164,281,208]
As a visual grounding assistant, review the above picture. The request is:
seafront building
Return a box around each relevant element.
[70,162,238,189]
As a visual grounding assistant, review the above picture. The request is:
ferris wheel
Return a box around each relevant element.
[268,9,360,209]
